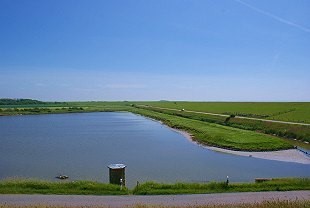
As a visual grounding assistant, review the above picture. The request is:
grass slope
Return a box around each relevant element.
[132,108,292,151]
[0,179,128,195]
[137,102,310,123]
[0,178,309,196]
[136,105,310,143]
[133,178,310,195]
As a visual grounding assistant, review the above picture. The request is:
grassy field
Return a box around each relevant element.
[135,105,310,143]
[136,102,310,124]
[0,102,130,115]
[0,178,308,195]
[130,108,292,151]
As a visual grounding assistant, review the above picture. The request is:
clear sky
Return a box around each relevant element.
[0,0,309,101]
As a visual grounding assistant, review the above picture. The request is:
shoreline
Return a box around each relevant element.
[169,126,310,165]
[4,111,310,165]
[205,146,310,165]
[137,112,310,164]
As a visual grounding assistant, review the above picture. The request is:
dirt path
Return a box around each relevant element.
[1,191,309,207]
[137,105,310,126]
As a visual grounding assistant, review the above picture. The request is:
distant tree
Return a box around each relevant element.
[0,98,45,105]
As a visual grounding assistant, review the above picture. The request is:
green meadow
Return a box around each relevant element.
[136,102,310,123]
[130,108,292,151]
[134,104,310,144]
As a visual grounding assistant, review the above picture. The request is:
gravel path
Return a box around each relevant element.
[1,191,309,207]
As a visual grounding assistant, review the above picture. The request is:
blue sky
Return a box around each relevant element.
[0,0,309,101]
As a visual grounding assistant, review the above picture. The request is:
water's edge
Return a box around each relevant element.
[134,112,310,164]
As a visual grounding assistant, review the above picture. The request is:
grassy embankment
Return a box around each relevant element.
[0,178,309,195]
[1,201,310,208]
[136,102,310,123]
[130,107,292,151]
[132,178,310,195]
[134,102,310,143]
[0,179,128,195]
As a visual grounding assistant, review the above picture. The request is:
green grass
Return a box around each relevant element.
[135,105,310,143]
[0,179,128,195]
[131,108,292,151]
[136,102,310,123]
[0,178,309,196]
[229,117,310,143]
[133,178,310,195]
[0,102,130,116]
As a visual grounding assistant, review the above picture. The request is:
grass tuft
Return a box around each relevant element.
[132,178,310,195]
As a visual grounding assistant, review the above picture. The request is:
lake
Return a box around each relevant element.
[0,112,309,187]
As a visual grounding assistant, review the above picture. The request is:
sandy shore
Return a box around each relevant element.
[171,128,310,165]
[205,146,310,165]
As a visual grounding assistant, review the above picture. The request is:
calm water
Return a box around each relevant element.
[0,112,309,187]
